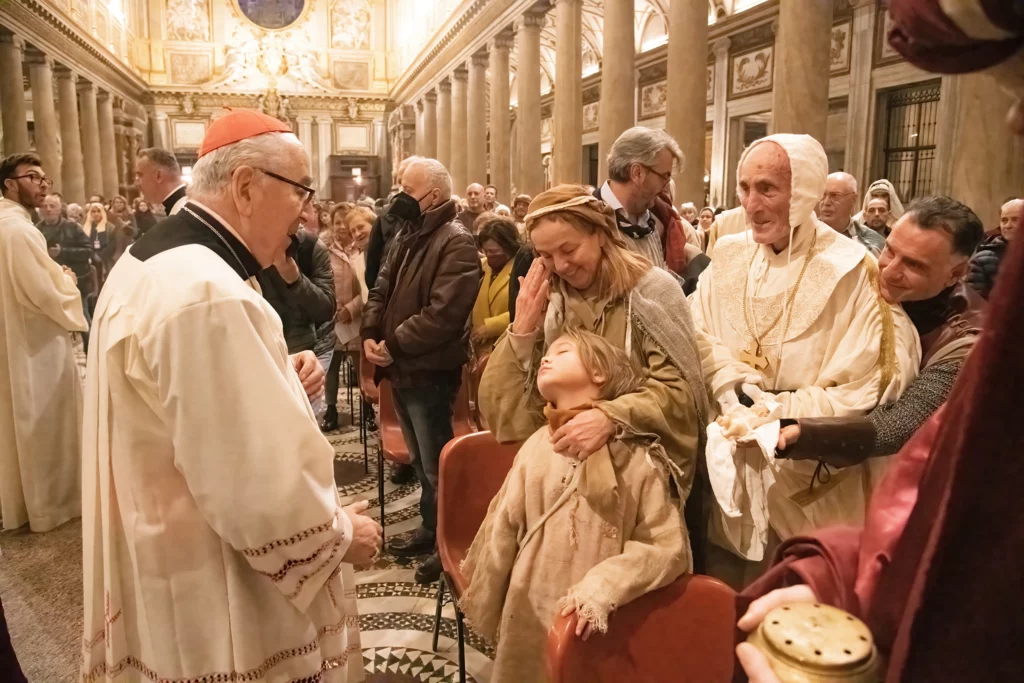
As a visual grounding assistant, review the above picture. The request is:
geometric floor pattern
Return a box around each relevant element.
[310,389,496,683]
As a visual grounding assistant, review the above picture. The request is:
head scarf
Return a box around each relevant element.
[524,184,619,239]
[862,179,905,225]
[737,134,829,230]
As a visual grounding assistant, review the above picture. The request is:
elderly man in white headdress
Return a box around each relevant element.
[690,134,920,588]
[80,110,381,682]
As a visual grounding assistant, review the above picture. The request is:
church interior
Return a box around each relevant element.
[0,0,1022,681]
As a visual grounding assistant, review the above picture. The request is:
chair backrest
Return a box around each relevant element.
[545,574,737,683]
[452,367,477,438]
[359,353,379,404]
[437,431,520,560]
[377,378,411,463]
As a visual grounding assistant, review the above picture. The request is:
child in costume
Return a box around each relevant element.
[461,328,690,683]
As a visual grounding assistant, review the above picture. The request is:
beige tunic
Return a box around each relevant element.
[81,242,362,682]
[461,428,688,683]
[478,284,699,484]
[692,220,921,552]
[0,198,87,532]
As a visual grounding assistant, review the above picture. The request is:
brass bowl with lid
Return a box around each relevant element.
[745,602,880,683]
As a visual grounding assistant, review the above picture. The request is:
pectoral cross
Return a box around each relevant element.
[739,341,769,371]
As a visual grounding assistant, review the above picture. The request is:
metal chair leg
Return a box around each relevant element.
[432,576,446,652]
[455,606,467,683]
[362,401,369,473]
[377,444,386,545]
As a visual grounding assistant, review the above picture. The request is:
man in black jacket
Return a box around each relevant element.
[361,158,481,584]
[257,202,335,415]
[364,155,420,289]
[36,193,93,318]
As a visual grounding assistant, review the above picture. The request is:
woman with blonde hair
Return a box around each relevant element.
[478,184,709,565]
[82,202,110,254]
[320,203,367,431]
[344,205,375,288]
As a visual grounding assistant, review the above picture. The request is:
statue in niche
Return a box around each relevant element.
[257,88,290,121]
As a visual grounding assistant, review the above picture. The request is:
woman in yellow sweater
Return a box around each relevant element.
[471,214,521,359]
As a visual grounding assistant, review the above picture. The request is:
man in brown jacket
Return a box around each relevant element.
[361,157,482,584]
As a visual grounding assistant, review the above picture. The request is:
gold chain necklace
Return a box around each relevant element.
[739,229,818,370]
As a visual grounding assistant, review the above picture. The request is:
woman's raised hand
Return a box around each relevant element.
[511,258,551,336]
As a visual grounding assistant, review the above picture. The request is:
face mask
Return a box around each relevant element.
[389,190,432,222]
[486,253,510,273]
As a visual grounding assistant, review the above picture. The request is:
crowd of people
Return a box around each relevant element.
[0,2,1022,678]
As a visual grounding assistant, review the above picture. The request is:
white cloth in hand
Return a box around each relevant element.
[705,400,783,562]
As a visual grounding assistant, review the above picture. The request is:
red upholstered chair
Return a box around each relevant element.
[358,354,379,470]
[433,431,521,682]
[545,574,737,683]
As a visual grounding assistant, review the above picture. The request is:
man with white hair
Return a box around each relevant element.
[361,157,481,585]
[690,134,920,588]
[81,110,381,682]
[818,172,886,256]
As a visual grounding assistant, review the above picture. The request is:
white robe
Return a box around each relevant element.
[81,232,363,681]
[0,198,87,532]
[692,220,921,558]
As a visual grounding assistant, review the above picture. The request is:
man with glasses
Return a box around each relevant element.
[0,153,88,534]
[818,172,886,257]
[80,111,379,683]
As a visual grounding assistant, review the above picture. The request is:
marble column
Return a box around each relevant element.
[436,80,452,170]
[553,0,583,184]
[517,12,545,197]
[467,52,488,186]
[423,90,438,159]
[55,67,85,203]
[0,32,29,156]
[97,91,120,198]
[708,38,731,208]
[451,67,469,193]
[27,54,61,192]
[771,0,833,141]
[597,0,635,181]
[843,0,877,190]
[296,115,314,180]
[489,34,513,203]
[414,100,425,156]
[78,81,104,199]
[316,116,333,199]
[665,0,709,205]
[949,73,1024,228]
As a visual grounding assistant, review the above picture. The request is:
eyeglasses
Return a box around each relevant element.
[12,172,53,189]
[641,164,672,186]
[821,191,855,204]
[257,168,315,204]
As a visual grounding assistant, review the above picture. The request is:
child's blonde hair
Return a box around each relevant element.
[560,328,644,400]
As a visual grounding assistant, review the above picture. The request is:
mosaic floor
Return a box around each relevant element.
[325,410,495,683]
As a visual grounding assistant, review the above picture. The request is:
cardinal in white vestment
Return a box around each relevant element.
[690,135,920,585]
[0,153,87,532]
[80,111,381,683]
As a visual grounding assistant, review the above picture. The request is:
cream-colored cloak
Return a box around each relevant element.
[0,198,87,532]
[691,135,921,559]
[81,223,362,682]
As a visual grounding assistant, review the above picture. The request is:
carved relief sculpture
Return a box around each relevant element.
[166,0,211,42]
[730,45,773,98]
[640,82,667,118]
[257,88,290,121]
[830,22,851,74]
[331,0,371,50]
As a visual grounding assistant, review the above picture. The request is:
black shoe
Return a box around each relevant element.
[415,552,443,585]
[390,463,416,485]
[389,528,436,557]
[320,405,339,432]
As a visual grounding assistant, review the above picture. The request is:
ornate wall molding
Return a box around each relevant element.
[1,0,149,102]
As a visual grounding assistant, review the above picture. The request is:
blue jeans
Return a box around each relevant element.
[391,378,458,534]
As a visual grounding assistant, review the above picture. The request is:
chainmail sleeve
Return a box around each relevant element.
[869,360,962,456]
